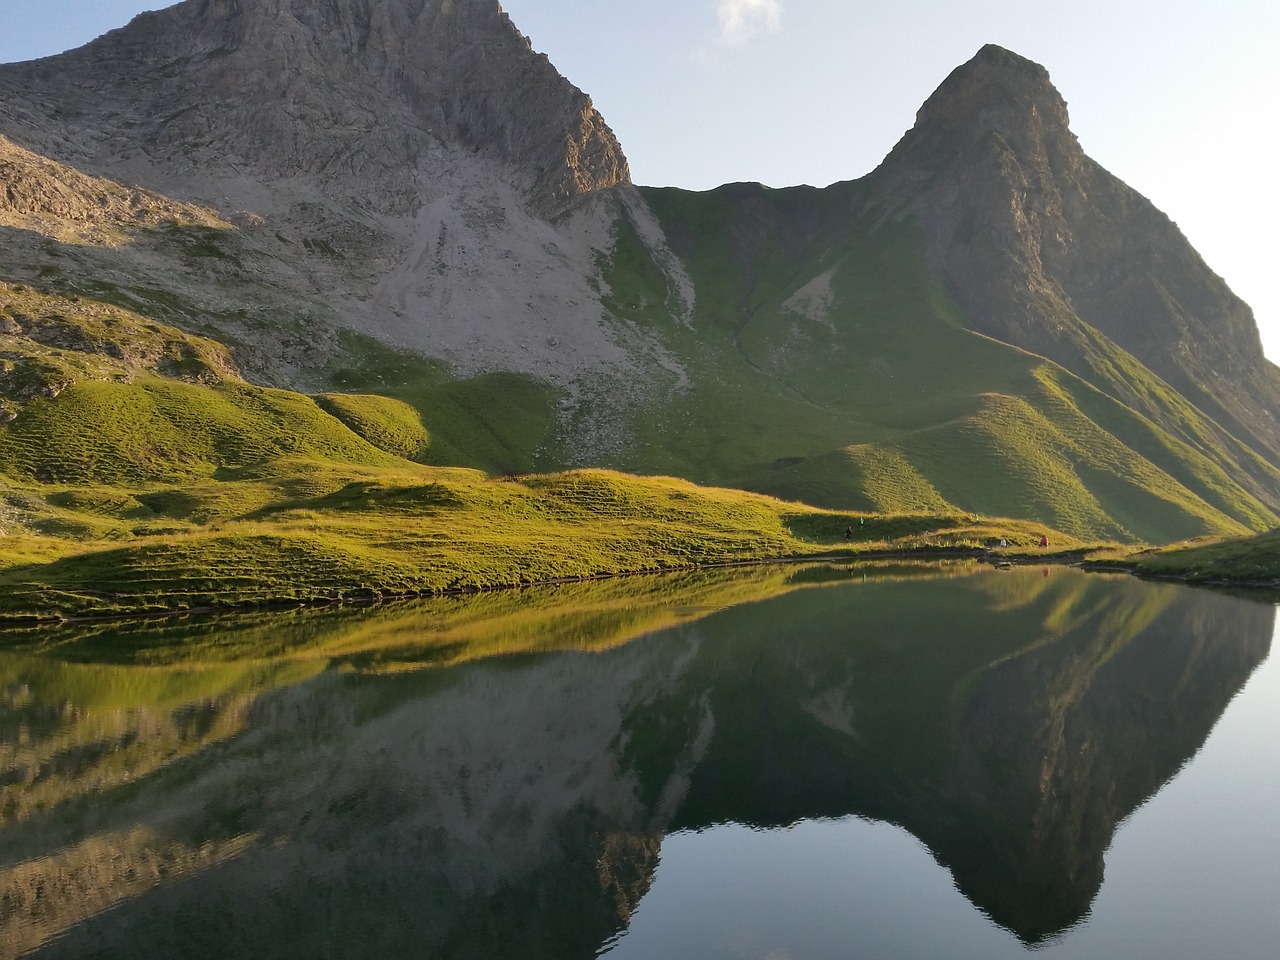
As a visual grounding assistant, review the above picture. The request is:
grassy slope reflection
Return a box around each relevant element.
[0,565,1272,957]
[0,563,863,957]
[0,562,833,829]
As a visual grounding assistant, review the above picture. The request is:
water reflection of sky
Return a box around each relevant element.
[603,617,1280,960]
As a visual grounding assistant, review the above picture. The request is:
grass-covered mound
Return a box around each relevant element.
[313,393,431,461]
[0,285,422,486]
[320,335,560,475]
[0,461,1071,621]
[1114,528,1280,586]
[0,378,417,485]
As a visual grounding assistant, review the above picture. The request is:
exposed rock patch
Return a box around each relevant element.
[0,282,240,409]
[782,268,837,329]
[0,134,228,244]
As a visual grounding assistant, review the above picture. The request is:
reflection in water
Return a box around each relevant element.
[0,564,1273,958]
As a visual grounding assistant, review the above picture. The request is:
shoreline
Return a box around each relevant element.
[8,543,1272,631]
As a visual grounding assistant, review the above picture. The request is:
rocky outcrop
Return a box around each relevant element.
[0,135,226,236]
[0,283,241,416]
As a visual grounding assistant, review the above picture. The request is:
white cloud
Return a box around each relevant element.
[717,0,782,45]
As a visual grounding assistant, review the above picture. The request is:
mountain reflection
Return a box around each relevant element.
[0,564,1272,958]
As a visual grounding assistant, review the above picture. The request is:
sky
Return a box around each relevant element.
[2,0,1277,362]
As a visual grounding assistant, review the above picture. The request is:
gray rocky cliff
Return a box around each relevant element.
[0,0,629,217]
[0,0,688,439]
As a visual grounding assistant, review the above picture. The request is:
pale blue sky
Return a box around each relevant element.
[2,0,1277,361]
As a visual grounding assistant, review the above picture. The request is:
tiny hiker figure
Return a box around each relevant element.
[1039,534,1049,548]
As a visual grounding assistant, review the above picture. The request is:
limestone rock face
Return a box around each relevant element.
[0,0,677,424]
[0,0,629,216]
[869,44,1280,462]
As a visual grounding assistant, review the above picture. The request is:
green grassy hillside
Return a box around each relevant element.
[615,183,1278,543]
[4,176,1278,622]
[319,333,562,475]
[0,453,1069,621]
[1,284,1080,621]
[0,281,1080,619]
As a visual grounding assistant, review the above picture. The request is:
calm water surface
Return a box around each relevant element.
[1,563,1276,959]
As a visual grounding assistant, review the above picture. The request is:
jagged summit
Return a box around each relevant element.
[0,0,629,215]
[930,43,1058,104]
[912,44,1072,157]
[873,43,1077,188]
[0,0,656,397]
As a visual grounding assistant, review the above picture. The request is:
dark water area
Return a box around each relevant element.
[0,562,1276,959]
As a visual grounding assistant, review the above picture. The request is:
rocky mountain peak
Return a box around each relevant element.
[917,44,1065,129]
[875,43,1079,187]
[863,44,1280,467]
[0,0,630,215]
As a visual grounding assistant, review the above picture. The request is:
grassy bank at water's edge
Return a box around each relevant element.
[0,462,1080,621]
[1089,527,1280,588]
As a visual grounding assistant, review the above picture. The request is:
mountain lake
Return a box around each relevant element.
[1,561,1277,959]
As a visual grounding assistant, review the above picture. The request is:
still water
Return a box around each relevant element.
[1,562,1276,959]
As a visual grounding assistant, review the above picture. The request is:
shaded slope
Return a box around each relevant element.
[634,183,1275,542]
[0,134,228,237]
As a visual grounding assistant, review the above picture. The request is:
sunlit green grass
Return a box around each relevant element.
[313,393,431,461]
[0,460,1081,621]
[319,332,561,474]
[4,223,1277,625]
[0,377,413,486]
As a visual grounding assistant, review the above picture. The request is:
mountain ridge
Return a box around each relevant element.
[1,3,1276,544]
